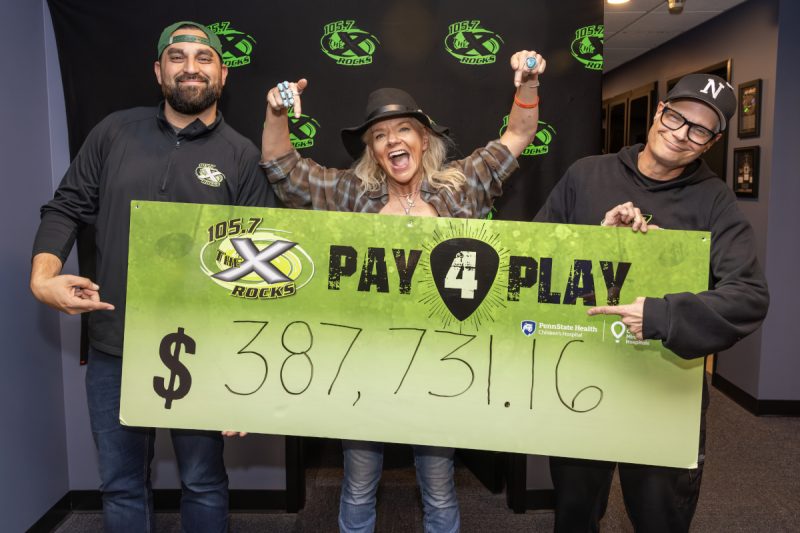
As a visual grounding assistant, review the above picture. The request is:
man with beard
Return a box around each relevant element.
[30,22,273,532]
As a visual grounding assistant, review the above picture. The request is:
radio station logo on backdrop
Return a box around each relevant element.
[288,108,321,150]
[207,22,256,68]
[444,20,503,65]
[200,218,315,300]
[499,117,557,156]
[321,20,380,66]
[570,25,603,71]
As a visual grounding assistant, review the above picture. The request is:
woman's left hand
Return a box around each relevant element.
[510,50,546,87]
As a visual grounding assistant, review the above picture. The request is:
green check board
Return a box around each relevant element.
[121,202,709,468]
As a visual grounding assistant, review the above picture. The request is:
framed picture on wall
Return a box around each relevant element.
[733,146,759,199]
[737,79,761,138]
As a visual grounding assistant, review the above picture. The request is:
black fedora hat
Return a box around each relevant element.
[340,88,449,160]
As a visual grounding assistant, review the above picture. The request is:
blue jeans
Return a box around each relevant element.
[339,441,460,533]
[86,347,228,532]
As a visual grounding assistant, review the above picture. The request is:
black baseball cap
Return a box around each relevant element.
[665,73,736,132]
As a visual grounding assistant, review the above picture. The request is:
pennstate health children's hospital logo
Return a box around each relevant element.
[444,20,503,65]
[195,163,225,187]
[499,117,557,156]
[200,217,315,300]
[321,20,380,66]
[208,21,256,67]
[571,25,603,70]
[288,108,321,149]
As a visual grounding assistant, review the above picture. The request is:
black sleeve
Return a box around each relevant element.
[32,117,111,262]
[643,197,769,358]
[533,164,575,223]
[236,141,276,208]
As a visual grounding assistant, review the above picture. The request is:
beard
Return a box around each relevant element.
[162,73,222,115]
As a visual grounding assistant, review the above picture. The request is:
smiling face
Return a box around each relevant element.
[366,117,430,187]
[644,99,721,171]
[154,27,228,116]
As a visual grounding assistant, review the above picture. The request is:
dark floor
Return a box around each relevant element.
[53,386,800,532]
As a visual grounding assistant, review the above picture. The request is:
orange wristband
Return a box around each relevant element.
[514,94,540,109]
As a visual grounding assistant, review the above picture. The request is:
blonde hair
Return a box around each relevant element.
[352,120,467,193]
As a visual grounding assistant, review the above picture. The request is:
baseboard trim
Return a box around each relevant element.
[28,489,288,532]
[713,373,800,416]
[27,493,71,533]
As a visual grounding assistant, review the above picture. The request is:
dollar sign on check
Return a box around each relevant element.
[153,327,195,409]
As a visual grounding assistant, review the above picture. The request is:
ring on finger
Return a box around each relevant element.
[277,81,291,106]
[525,56,537,70]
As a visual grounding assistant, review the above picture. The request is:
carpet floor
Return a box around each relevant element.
[52,385,800,532]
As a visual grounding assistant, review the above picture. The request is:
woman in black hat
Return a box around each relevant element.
[261,50,545,220]
[260,49,545,533]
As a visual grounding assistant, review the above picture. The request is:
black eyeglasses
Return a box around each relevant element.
[660,106,718,145]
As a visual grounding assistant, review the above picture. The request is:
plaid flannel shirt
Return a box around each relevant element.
[260,139,519,218]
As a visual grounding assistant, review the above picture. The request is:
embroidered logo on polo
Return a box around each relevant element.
[288,108,321,150]
[444,20,504,65]
[499,117,557,156]
[321,20,379,66]
[201,221,315,300]
[195,163,225,187]
[208,21,256,68]
[570,25,603,71]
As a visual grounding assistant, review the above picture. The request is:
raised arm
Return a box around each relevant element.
[262,78,308,161]
[499,50,546,158]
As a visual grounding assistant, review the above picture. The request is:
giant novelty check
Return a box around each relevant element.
[121,202,709,468]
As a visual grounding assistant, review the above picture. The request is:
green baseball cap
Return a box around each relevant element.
[157,21,223,60]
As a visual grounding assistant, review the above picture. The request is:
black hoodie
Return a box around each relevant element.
[534,144,769,359]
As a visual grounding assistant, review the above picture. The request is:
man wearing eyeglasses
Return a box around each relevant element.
[535,73,769,532]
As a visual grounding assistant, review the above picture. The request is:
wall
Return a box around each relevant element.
[602,0,791,400]
[758,0,800,400]
[0,0,70,529]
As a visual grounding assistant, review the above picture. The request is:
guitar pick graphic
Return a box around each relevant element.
[430,238,499,321]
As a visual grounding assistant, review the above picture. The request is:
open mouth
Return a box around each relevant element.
[388,149,410,170]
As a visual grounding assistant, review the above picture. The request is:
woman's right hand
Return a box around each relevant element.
[266,78,308,118]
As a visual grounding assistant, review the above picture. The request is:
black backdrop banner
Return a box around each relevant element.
[47,0,603,221]
[47,0,602,363]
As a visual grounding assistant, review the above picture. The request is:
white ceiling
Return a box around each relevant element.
[604,0,749,71]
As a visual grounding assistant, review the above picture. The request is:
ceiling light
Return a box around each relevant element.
[668,0,686,14]
[607,0,630,4]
